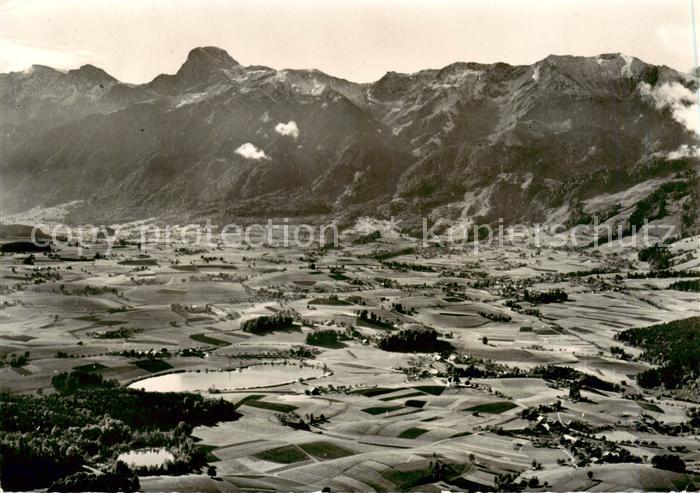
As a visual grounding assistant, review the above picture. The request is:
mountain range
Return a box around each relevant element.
[1,46,698,235]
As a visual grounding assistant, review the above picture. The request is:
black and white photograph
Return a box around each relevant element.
[1,1,699,491]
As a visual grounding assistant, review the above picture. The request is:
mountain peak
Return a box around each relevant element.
[146,46,240,94]
[184,46,239,68]
[67,64,117,84]
[25,64,65,75]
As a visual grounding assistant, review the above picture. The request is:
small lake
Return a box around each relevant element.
[128,364,325,392]
[118,448,174,467]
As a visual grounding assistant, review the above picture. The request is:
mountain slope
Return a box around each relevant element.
[1,47,698,234]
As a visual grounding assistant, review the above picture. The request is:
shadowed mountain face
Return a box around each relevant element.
[1,47,698,231]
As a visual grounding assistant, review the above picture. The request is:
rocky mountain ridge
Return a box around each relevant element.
[1,47,698,235]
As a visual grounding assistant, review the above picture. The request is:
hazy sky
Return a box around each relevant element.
[1,0,698,83]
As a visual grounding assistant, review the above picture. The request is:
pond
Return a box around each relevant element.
[128,364,326,392]
[117,448,174,468]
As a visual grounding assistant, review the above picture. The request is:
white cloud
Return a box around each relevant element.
[640,81,699,136]
[667,144,700,160]
[0,38,99,73]
[275,121,299,139]
[234,142,269,160]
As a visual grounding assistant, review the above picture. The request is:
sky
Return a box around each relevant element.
[1,0,698,84]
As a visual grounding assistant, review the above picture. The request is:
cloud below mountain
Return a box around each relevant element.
[667,144,700,159]
[234,142,269,160]
[640,81,699,136]
[275,121,299,139]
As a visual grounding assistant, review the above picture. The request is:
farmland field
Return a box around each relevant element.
[1,224,699,492]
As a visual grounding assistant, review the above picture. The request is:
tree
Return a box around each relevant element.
[587,471,594,480]
[241,314,294,334]
[207,465,217,478]
[651,454,685,473]
[377,326,440,352]
[113,460,139,492]
[569,380,581,400]
[306,329,341,348]
[482,336,488,345]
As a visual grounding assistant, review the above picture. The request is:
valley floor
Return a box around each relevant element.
[1,225,699,492]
